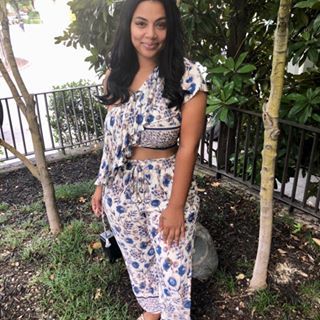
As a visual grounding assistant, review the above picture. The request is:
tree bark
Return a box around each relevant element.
[0,1,61,235]
[249,0,292,291]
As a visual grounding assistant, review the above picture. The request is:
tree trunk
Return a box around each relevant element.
[0,1,61,235]
[249,0,292,291]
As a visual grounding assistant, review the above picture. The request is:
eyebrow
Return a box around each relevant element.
[134,17,166,22]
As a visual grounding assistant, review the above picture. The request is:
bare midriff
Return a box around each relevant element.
[129,145,178,160]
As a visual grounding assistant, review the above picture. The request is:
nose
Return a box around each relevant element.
[145,25,156,39]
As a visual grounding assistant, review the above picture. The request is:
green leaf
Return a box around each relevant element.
[209,66,229,73]
[301,31,311,41]
[294,0,319,8]
[312,113,320,122]
[288,103,307,118]
[207,96,222,105]
[286,93,307,101]
[225,57,235,70]
[313,13,320,31]
[235,52,248,70]
[307,48,319,64]
[223,82,235,100]
[225,96,239,105]
[206,104,221,114]
[237,64,256,74]
[220,107,229,123]
[210,77,223,90]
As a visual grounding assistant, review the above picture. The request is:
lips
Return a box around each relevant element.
[142,42,158,50]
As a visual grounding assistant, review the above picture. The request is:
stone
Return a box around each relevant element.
[192,222,219,281]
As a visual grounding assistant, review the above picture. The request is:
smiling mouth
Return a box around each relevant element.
[142,43,159,50]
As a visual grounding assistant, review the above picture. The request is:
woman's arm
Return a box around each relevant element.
[159,91,207,246]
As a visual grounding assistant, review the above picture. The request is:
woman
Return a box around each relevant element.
[91,0,207,319]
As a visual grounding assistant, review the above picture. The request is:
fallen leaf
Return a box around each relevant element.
[277,248,287,255]
[291,235,300,241]
[79,196,86,203]
[312,238,320,246]
[88,241,102,255]
[236,273,245,280]
[94,288,102,300]
[91,241,102,250]
[196,187,206,192]
[211,182,221,188]
[50,274,55,280]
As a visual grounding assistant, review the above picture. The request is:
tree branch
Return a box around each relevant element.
[0,2,33,108]
[0,58,27,114]
[0,138,40,180]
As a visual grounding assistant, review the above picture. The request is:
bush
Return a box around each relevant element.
[49,79,106,147]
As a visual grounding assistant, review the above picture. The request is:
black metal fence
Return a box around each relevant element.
[1,86,319,218]
[0,84,105,161]
[199,106,320,218]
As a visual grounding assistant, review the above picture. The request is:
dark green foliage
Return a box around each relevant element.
[49,80,106,147]
[55,0,123,76]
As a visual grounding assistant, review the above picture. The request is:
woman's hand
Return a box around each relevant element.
[91,186,103,217]
[159,205,185,247]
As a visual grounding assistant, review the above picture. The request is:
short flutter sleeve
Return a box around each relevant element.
[181,58,208,104]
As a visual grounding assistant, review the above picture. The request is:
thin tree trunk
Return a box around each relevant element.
[249,0,292,291]
[0,1,61,235]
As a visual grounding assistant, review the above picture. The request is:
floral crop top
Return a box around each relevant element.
[95,58,208,186]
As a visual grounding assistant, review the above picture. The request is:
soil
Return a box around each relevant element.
[0,151,319,320]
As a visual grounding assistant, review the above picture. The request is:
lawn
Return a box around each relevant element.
[0,152,319,320]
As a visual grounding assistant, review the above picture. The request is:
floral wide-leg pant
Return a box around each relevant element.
[103,155,199,320]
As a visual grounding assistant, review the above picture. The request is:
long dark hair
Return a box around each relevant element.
[100,0,185,108]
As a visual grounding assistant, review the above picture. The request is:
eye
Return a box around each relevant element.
[135,20,146,27]
[156,21,167,30]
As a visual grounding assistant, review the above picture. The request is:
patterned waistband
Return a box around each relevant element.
[125,154,176,172]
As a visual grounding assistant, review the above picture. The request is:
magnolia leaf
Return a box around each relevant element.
[237,64,256,74]
[312,238,320,246]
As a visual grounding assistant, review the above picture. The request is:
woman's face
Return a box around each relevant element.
[130,1,167,64]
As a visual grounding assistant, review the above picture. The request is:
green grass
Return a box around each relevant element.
[35,220,131,320]
[20,201,44,214]
[0,202,10,212]
[20,231,52,261]
[249,289,279,316]
[213,269,237,294]
[0,226,31,250]
[55,180,95,200]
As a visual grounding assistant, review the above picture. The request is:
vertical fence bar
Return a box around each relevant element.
[290,130,305,203]
[5,98,17,149]
[280,125,293,197]
[233,113,242,178]
[0,126,9,160]
[208,124,215,168]
[79,88,90,141]
[242,119,250,181]
[315,181,320,214]
[44,93,55,149]
[94,85,105,130]
[34,94,44,140]
[52,92,65,153]
[302,133,318,207]
[200,116,208,164]
[250,117,261,186]
[70,89,82,144]
[16,103,27,155]
[87,87,98,140]
[61,91,74,147]
[225,124,231,173]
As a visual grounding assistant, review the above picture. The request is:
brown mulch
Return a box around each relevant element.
[0,151,319,320]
